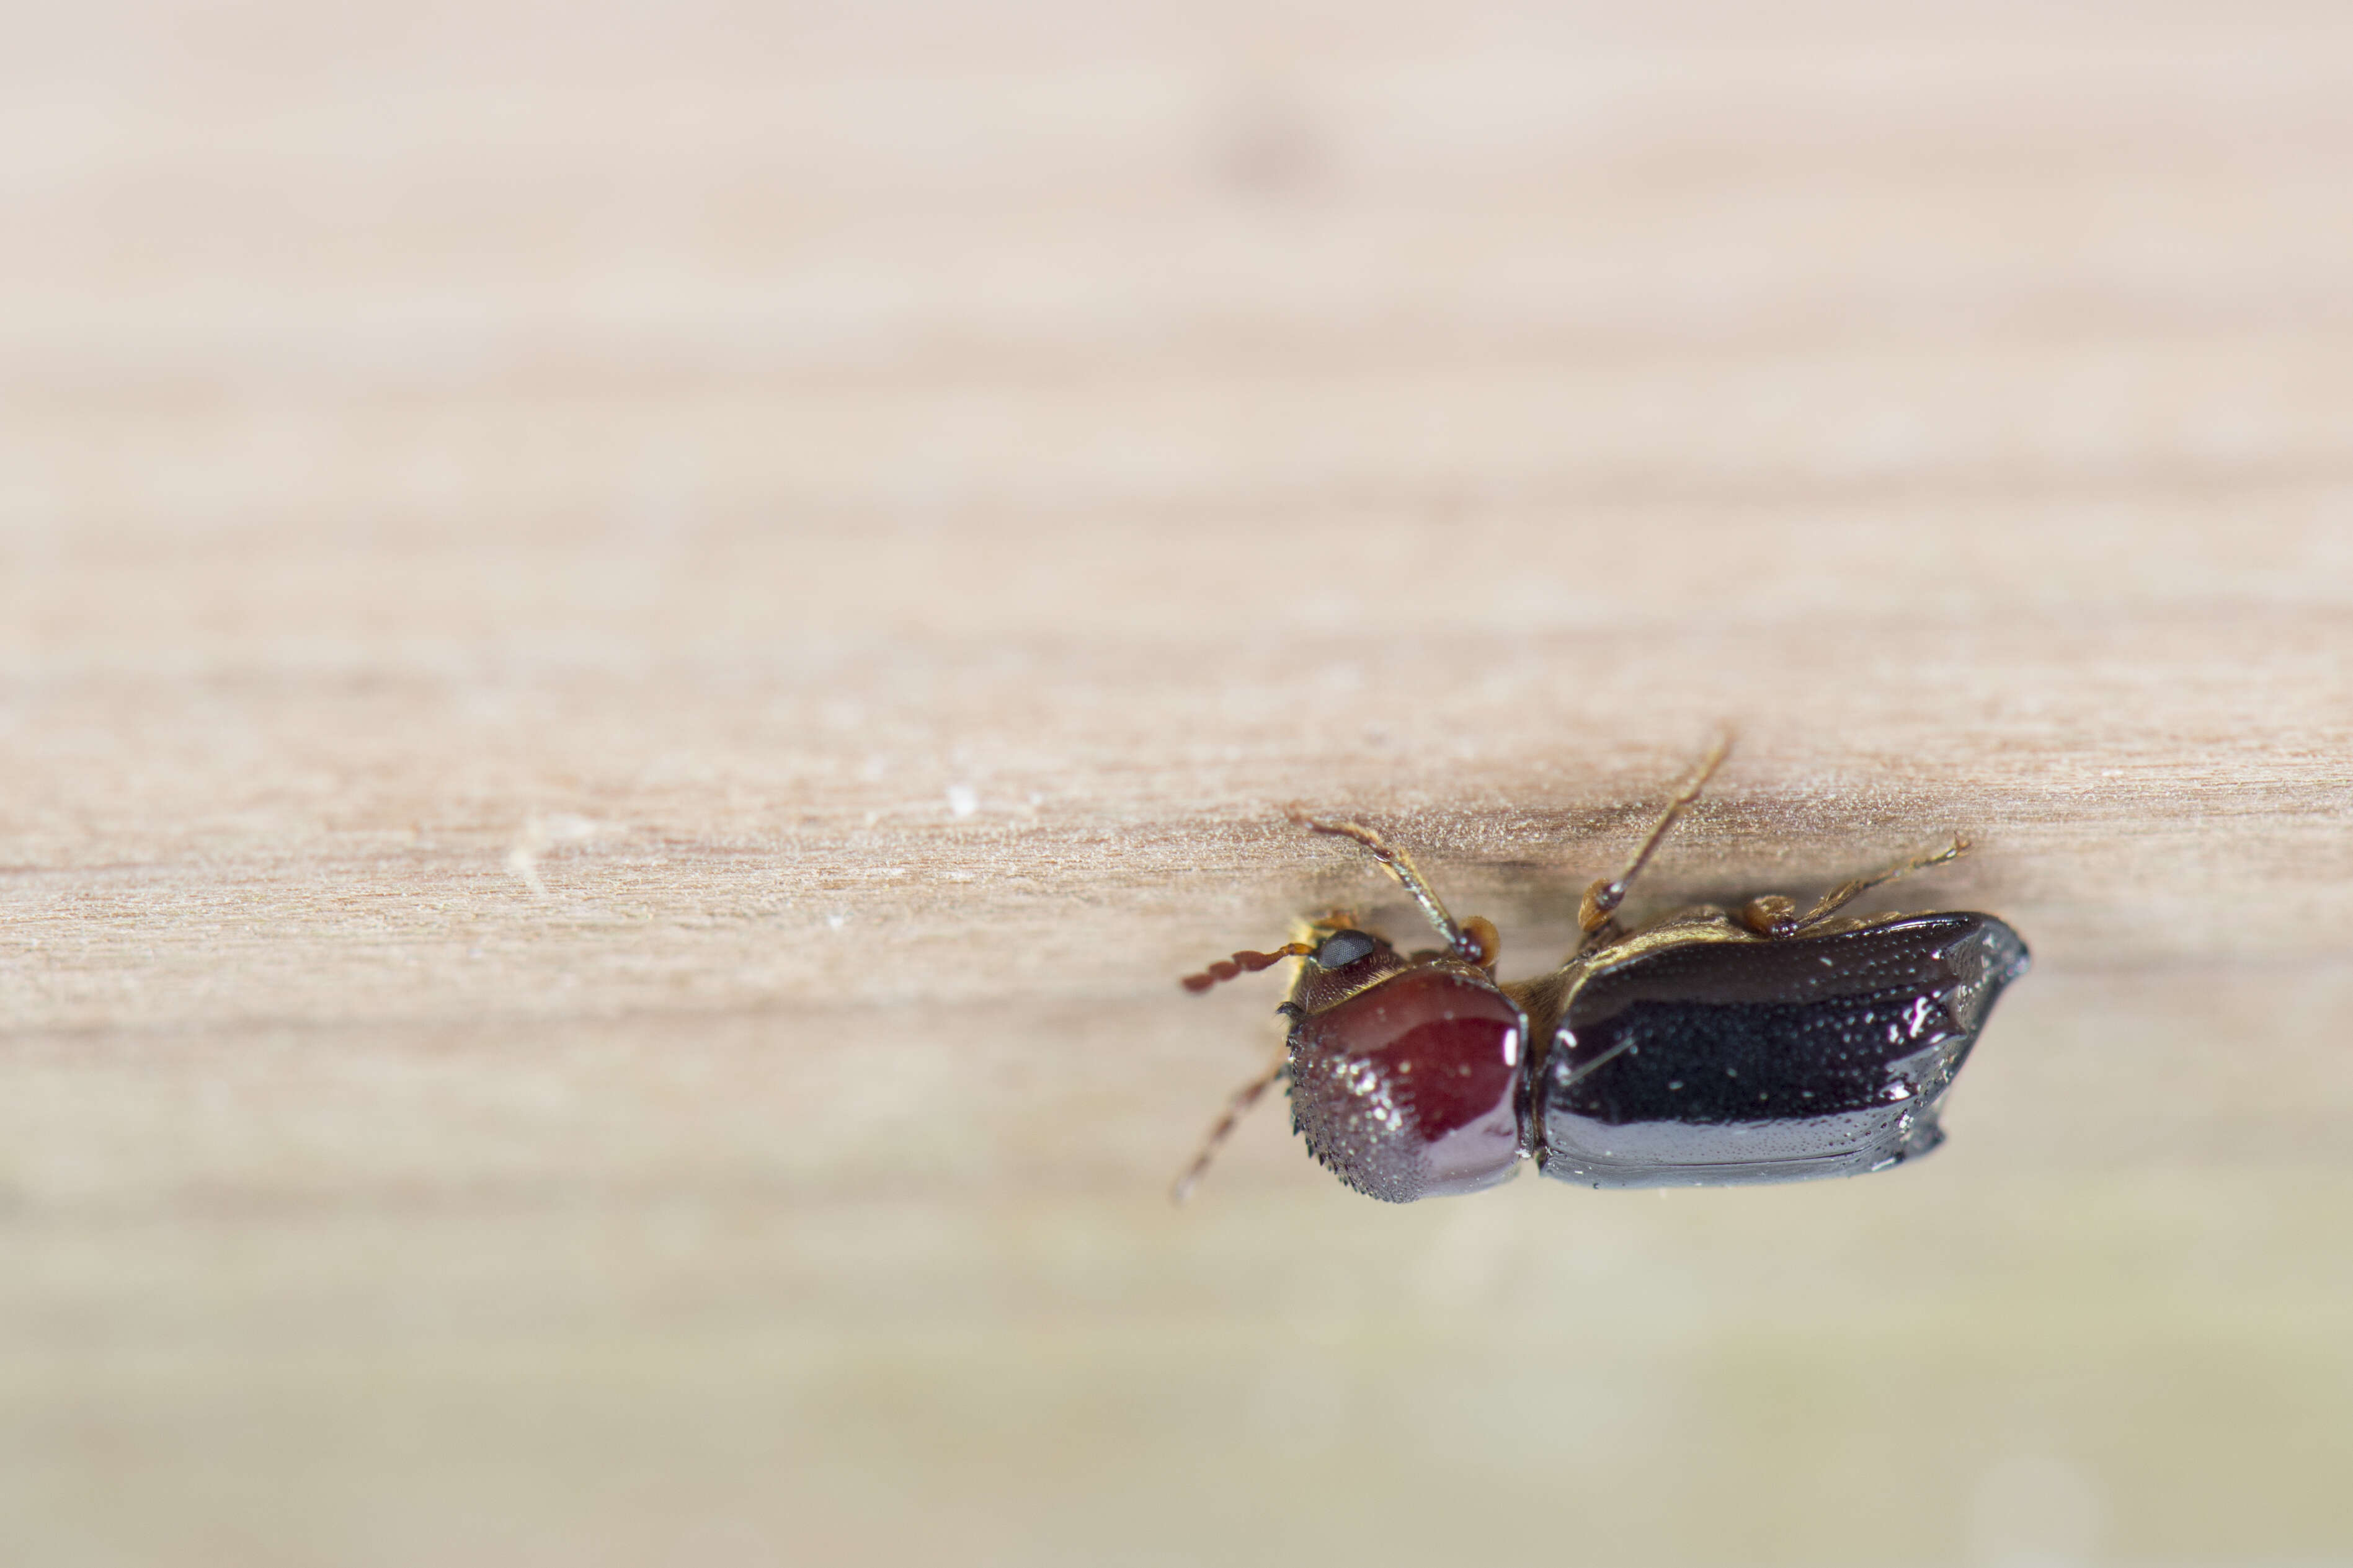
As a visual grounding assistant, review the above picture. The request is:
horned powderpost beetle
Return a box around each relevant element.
[1172,742,2031,1202]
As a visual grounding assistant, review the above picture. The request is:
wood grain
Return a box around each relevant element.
[2,2,2350,1564]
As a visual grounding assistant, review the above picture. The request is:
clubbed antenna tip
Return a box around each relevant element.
[1179,943,1314,993]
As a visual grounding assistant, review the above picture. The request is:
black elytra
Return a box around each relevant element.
[1172,742,2031,1203]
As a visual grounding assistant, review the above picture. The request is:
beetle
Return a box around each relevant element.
[1172,741,2030,1202]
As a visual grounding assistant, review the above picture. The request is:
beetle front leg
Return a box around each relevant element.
[1286,811,1493,965]
[1170,1046,1289,1203]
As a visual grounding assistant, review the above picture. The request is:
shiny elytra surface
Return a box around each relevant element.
[1287,968,1527,1203]
[1539,914,2031,1187]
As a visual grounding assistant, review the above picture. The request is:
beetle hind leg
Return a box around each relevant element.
[1744,835,1971,937]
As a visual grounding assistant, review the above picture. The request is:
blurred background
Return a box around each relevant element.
[2,1,2351,1564]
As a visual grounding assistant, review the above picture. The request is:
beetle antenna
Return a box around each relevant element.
[1180,942,1316,993]
[1579,733,1732,939]
[1284,810,1477,962]
[1170,1051,1287,1203]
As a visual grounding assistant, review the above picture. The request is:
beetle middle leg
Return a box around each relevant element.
[1577,735,1731,951]
[1741,835,1971,938]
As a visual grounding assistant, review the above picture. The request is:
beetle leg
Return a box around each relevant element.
[1170,1047,1289,1203]
[1772,835,1971,936]
[1285,810,1484,963]
[1578,735,1731,948]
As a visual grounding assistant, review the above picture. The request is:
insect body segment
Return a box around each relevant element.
[1286,954,1529,1203]
[1539,910,2027,1188]
[1173,746,2031,1203]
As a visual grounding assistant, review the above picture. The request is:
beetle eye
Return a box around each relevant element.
[1314,930,1379,968]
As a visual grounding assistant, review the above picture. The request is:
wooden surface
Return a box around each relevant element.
[3,2,2352,1564]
